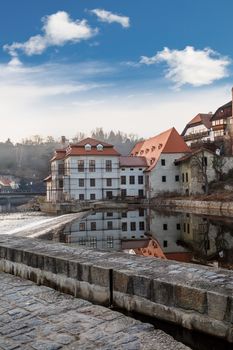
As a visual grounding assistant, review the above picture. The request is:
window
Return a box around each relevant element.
[97,144,103,151]
[202,157,208,166]
[138,175,144,184]
[58,179,63,188]
[130,168,134,171]
[79,222,85,231]
[176,223,181,230]
[91,222,96,231]
[89,160,95,172]
[78,238,86,246]
[106,160,112,172]
[89,237,97,248]
[122,222,127,231]
[130,222,136,231]
[129,176,135,185]
[90,193,96,200]
[183,223,186,232]
[79,179,84,187]
[107,236,113,248]
[107,212,113,217]
[106,178,112,187]
[161,159,166,166]
[121,189,127,198]
[106,191,113,199]
[122,211,127,218]
[78,160,84,172]
[58,163,64,175]
[186,173,189,182]
[187,223,190,234]
[175,175,179,182]
[139,222,145,231]
[138,189,144,198]
[163,224,168,230]
[182,173,185,182]
[107,221,113,230]
[121,176,126,185]
[121,168,125,171]
[79,194,84,200]
[139,209,144,217]
[163,240,168,248]
[85,144,91,151]
[90,178,95,187]
[162,176,166,182]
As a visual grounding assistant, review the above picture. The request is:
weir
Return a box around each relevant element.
[0,234,232,342]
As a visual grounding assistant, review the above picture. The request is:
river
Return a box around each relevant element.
[0,208,233,269]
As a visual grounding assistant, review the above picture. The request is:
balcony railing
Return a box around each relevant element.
[184,131,209,141]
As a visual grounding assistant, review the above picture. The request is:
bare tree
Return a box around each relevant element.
[191,149,209,194]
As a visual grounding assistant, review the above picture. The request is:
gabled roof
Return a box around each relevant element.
[181,113,212,136]
[43,175,52,182]
[119,156,148,168]
[73,137,113,148]
[65,137,120,157]
[131,128,191,170]
[50,149,66,162]
[174,147,215,164]
[211,101,232,121]
[0,177,12,186]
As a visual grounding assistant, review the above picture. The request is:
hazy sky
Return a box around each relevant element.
[0,0,233,142]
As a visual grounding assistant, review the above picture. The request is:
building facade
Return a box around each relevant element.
[131,128,191,197]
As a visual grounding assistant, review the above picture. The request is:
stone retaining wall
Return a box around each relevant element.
[0,235,232,342]
[153,199,233,216]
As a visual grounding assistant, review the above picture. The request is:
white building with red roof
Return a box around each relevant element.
[131,128,191,197]
[181,113,213,147]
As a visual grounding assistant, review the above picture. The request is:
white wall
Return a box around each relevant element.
[149,154,184,196]
[120,166,146,197]
[63,155,120,200]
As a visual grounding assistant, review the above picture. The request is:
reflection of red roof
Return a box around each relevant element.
[181,113,212,136]
[165,252,193,263]
[119,156,148,167]
[134,238,166,259]
[131,128,191,170]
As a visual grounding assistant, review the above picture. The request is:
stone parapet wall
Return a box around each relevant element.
[0,235,232,342]
[153,198,233,216]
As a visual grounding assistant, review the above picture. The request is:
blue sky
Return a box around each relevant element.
[0,0,233,142]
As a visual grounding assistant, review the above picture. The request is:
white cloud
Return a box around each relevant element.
[4,11,98,57]
[91,9,130,28]
[140,46,231,88]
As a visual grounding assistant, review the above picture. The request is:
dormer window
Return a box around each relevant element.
[97,144,103,151]
[151,146,156,151]
[85,144,92,151]
[158,143,163,149]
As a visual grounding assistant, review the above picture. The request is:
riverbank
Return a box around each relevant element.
[152,196,233,216]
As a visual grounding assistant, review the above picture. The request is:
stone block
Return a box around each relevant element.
[207,291,228,321]
[132,275,152,299]
[113,270,133,294]
[43,255,57,274]
[55,258,68,276]
[68,260,78,279]
[90,265,110,287]
[151,280,174,306]
[174,285,207,314]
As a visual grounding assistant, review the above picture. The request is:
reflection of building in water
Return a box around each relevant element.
[149,210,192,262]
[63,209,147,251]
[180,213,233,261]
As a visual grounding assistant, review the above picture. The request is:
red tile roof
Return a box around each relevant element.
[0,177,12,186]
[50,149,66,162]
[131,128,191,170]
[65,137,120,157]
[73,137,114,147]
[181,113,212,136]
[119,156,148,167]
[43,175,52,182]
